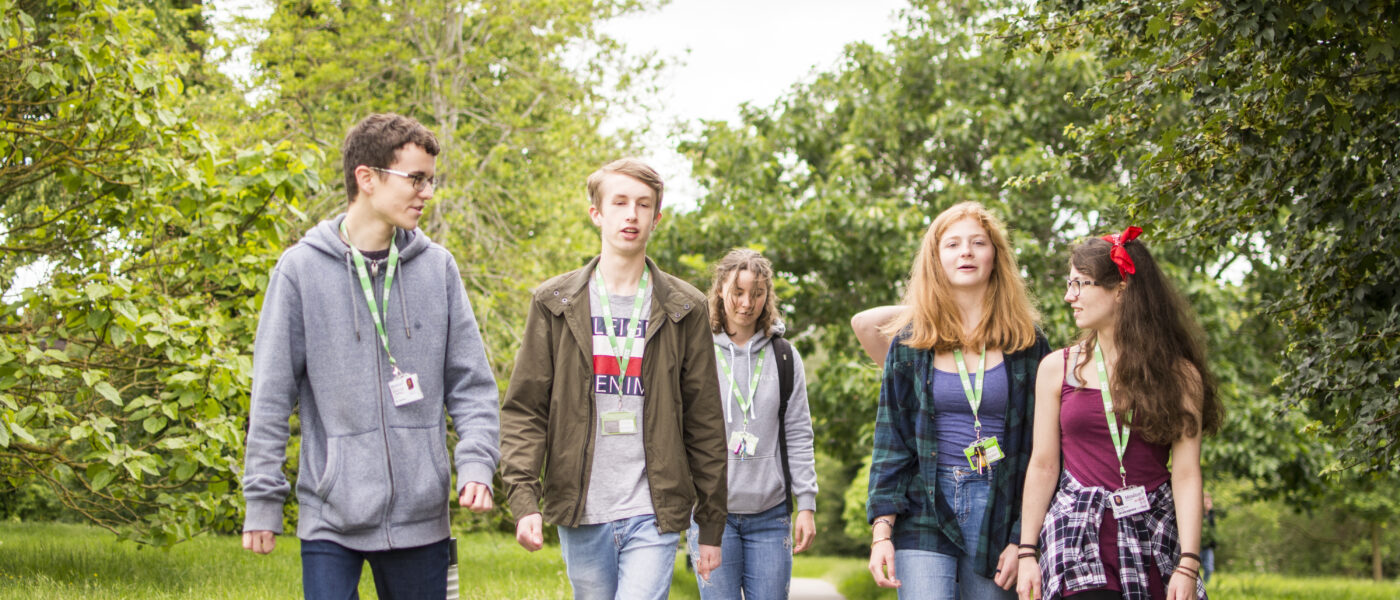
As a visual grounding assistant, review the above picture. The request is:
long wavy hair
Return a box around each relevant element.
[882,202,1040,353]
[1070,236,1224,444]
[708,248,780,336]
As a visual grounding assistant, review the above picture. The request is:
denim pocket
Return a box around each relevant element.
[317,430,389,532]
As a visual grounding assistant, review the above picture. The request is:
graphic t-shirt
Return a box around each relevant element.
[581,278,654,524]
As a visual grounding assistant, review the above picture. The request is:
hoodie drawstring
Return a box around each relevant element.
[344,252,362,341]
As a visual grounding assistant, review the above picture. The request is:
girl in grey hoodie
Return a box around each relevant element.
[688,249,818,600]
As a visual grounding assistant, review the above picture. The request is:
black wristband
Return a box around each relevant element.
[1018,543,1039,550]
[1179,552,1201,563]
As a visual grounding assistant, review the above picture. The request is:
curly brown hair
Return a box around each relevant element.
[708,248,779,337]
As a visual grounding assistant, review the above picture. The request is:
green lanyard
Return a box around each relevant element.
[1095,345,1133,488]
[714,345,766,425]
[952,345,987,436]
[594,266,649,397]
[341,221,401,373]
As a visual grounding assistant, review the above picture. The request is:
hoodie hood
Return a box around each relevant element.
[301,214,434,264]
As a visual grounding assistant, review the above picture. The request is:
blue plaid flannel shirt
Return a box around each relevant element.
[866,329,1049,578]
[1038,470,1208,600]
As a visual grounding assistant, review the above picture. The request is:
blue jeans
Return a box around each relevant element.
[558,514,680,600]
[300,537,450,600]
[687,503,792,600]
[893,466,1014,600]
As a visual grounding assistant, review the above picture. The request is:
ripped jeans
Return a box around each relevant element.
[687,503,793,600]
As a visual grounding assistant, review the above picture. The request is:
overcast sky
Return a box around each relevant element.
[598,0,908,206]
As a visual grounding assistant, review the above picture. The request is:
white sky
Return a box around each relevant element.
[598,0,907,207]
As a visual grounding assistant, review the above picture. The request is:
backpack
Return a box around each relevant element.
[772,335,798,513]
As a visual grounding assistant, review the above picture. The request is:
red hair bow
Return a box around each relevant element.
[1101,226,1143,279]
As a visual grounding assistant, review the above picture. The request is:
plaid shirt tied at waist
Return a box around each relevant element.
[1038,470,1207,600]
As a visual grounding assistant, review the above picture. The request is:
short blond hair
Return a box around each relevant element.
[586,158,664,216]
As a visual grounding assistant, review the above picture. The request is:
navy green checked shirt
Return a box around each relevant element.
[866,329,1050,578]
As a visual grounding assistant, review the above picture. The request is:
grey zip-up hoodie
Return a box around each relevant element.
[241,215,500,551]
[714,324,818,514]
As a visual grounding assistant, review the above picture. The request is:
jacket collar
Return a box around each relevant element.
[541,255,698,326]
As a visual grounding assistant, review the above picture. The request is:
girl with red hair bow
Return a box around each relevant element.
[1016,228,1224,600]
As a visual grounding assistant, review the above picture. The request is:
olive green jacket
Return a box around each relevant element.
[500,256,729,545]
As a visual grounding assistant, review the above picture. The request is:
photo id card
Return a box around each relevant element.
[962,436,1005,471]
[389,372,424,406]
[1109,485,1150,518]
[728,431,759,457]
[600,410,638,435]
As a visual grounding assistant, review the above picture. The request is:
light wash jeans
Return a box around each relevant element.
[893,465,1014,600]
[558,514,679,600]
[687,503,792,600]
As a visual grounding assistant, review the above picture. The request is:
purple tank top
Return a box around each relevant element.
[1059,349,1171,599]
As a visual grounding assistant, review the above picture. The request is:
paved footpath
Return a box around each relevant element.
[790,577,846,600]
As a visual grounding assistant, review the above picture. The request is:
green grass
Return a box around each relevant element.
[6,522,1398,599]
[0,521,699,599]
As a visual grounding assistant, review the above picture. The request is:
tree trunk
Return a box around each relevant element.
[1373,521,1383,582]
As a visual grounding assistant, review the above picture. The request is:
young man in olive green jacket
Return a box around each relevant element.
[500,158,728,599]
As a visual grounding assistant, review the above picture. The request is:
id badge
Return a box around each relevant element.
[389,372,424,406]
[962,437,1004,471]
[1109,485,1150,518]
[600,410,637,435]
[728,431,758,457]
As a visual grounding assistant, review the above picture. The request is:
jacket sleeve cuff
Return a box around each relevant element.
[696,519,726,546]
[243,499,285,534]
[796,493,817,513]
[455,461,496,494]
[507,493,541,521]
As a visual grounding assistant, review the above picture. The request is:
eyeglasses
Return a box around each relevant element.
[370,167,439,192]
[1065,278,1106,296]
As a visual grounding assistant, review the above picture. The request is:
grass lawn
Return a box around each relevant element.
[4,521,1398,599]
[0,521,697,599]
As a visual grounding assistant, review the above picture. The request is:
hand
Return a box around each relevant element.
[242,530,275,555]
[1017,555,1041,600]
[993,543,1019,590]
[695,544,722,581]
[458,482,494,513]
[1167,570,1198,600]
[515,513,544,552]
[792,510,816,554]
[868,540,900,588]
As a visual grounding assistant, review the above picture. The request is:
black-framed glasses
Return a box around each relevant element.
[370,167,439,192]
[1065,278,1105,296]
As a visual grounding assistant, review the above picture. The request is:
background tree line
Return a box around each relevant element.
[2,0,1396,578]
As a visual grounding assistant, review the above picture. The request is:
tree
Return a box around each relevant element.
[997,0,1400,468]
[1,0,320,544]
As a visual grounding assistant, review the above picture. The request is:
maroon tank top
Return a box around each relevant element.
[1059,348,1171,599]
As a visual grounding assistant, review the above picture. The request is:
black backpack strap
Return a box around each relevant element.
[772,335,796,514]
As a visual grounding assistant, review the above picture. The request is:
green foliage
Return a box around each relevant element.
[997,0,1400,468]
[656,0,1118,470]
[1,0,320,545]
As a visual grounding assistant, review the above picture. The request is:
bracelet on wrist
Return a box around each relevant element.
[1179,552,1201,563]
[871,536,892,547]
[1018,552,1038,560]
[1018,543,1039,550]
[872,518,895,530]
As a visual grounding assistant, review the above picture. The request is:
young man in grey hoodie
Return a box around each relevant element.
[241,113,500,599]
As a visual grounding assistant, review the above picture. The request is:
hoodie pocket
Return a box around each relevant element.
[317,430,390,532]
[387,424,451,525]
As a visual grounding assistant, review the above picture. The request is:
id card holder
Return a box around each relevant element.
[1109,485,1150,518]
[389,372,424,406]
[600,410,637,435]
[979,436,1005,465]
[728,431,758,457]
